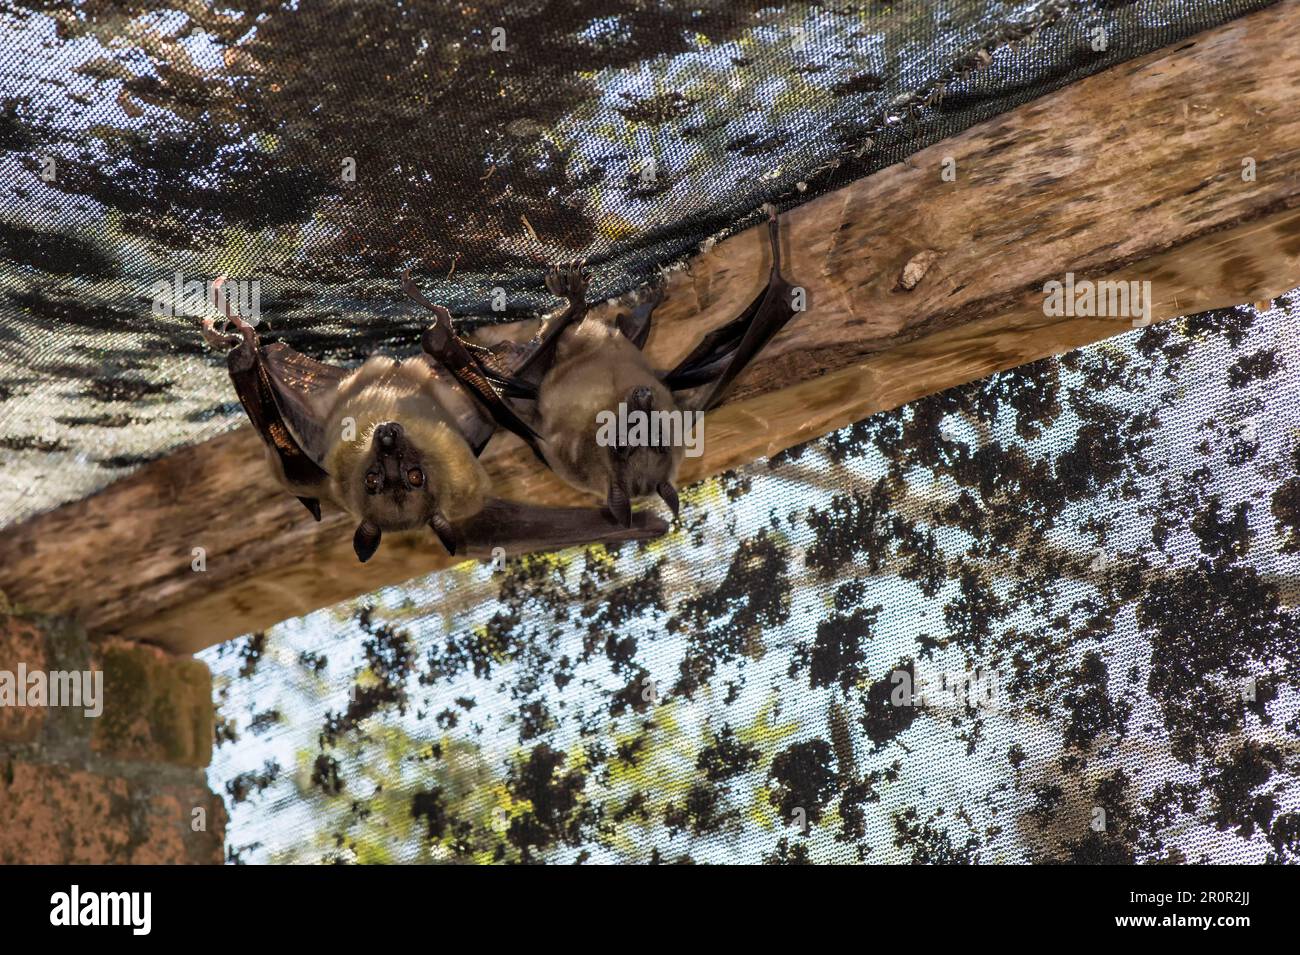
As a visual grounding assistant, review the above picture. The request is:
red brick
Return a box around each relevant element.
[91,638,213,767]
[0,615,47,743]
[130,786,227,865]
[0,762,131,864]
[0,762,225,864]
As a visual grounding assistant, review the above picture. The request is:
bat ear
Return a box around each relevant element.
[428,509,457,556]
[352,520,382,563]
[656,481,679,519]
[606,479,632,528]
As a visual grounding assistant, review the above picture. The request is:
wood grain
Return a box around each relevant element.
[3,3,1299,653]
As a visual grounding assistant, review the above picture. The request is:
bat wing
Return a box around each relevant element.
[504,271,667,396]
[605,273,667,353]
[224,320,344,519]
[662,206,797,411]
[491,208,794,413]
[449,497,668,556]
[402,272,545,459]
[450,260,595,403]
[259,341,347,467]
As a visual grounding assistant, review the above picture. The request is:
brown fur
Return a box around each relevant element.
[537,318,682,499]
[304,356,491,530]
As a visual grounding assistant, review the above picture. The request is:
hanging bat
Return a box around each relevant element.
[404,205,798,527]
[200,293,667,564]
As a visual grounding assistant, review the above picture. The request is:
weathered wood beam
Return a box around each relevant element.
[3,3,1299,654]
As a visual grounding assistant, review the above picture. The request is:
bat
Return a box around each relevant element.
[201,291,667,563]
[406,205,799,527]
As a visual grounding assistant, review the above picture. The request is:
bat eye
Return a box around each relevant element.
[365,471,383,494]
[407,467,425,488]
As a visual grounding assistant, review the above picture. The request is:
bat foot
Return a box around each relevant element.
[200,316,241,350]
[201,277,256,350]
[614,273,666,349]
[544,259,588,304]
[403,270,457,329]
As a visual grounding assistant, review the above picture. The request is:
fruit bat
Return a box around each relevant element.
[404,205,798,527]
[200,293,667,563]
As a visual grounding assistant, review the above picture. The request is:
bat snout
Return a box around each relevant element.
[374,421,405,453]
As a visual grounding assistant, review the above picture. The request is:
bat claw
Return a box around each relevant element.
[297,496,322,522]
[200,316,240,351]
[544,259,588,304]
[200,275,258,351]
[656,482,679,520]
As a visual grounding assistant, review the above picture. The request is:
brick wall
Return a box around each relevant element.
[0,605,225,864]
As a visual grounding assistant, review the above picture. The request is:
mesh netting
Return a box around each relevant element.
[0,0,1280,525]
[205,294,1300,864]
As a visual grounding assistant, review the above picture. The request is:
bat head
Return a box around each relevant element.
[539,363,684,527]
[603,386,683,527]
[342,419,484,562]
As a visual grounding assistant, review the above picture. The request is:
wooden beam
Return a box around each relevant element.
[3,3,1300,654]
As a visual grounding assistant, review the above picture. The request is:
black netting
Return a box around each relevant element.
[0,0,1280,525]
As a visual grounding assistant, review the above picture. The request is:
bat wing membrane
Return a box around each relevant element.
[487,209,794,415]
[449,497,668,556]
[260,342,348,467]
[662,207,796,411]
[412,353,499,457]
[402,272,544,459]
[226,323,334,496]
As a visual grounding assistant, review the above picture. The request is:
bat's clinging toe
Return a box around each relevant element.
[515,259,590,378]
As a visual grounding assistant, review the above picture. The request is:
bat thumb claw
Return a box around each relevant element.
[603,505,633,529]
[297,496,322,522]
[353,521,382,563]
[428,510,458,556]
[606,480,632,528]
[656,482,680,519]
